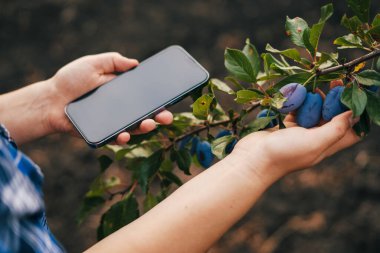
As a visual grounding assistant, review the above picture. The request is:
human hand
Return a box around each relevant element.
[46,52,173,145]
[232,111,360,183]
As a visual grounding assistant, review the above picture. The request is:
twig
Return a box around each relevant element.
[316,49,380,76]
[164,102,261,151]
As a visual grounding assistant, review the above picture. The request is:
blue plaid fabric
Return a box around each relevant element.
[0,124,64,253]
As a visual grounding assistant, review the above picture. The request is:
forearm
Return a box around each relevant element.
[86,153,276,253]
[0,79,54,144]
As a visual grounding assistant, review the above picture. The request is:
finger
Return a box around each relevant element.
[86,52,139,74]
[323,127,360,157]
[130,119,157,135]
[154,110,173,125]
[308,111,354,151]
[98,73,117,84]
[115,132,131,145]
[283,112,296,123]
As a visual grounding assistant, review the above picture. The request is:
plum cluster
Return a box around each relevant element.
[277,82,349,128]
[179,130,237,169]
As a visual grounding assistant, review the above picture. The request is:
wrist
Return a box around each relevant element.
[223,150,280,189]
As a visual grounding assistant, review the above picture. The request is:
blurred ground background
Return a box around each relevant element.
[1,0,380,252]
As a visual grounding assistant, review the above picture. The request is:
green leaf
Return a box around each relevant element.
[77,196,105,224]
[192,94,214,120]
[159,158,174,172]
[318,52,339,68]
[211,135,235,159]
[127,129,159,145]
[309,22,324,50]
[160,171,183,186]
[190,85,204,102]
[368,25,380,37]
[308,4,334,52]
[98,155,113,172]
[372,14,380,27]
[320,3,334,22]
[243,38,261,80]
[334,34,364,49]
[265,44,301,62]
[272,72,313,91]
[353,109,371,136]
[376,58,380,71]
[235,89,264,104]
[285,16,309,47]
[302,28,316,56]
[270,93,287,109]
[366,91,380,125]
[262,53,288,75]
[241,117,276,137]
[225,76,245,90]
[85,174,121,198]
[97,195,139,240]
[341,15,363,33]
[172,149,192,175]
[347,0,371,23]
[210,78,235,94]
[135,149,163,193]
[224,48,256,82]
[341,82,367,117]
[143,192,159,212]
[355,70,380,86]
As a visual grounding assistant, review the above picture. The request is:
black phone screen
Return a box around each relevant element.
[65,46,209,147]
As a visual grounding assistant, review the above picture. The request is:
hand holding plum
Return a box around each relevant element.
[232,110,359,182]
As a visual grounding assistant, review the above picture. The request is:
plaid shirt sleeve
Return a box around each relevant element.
[0,124,65,253]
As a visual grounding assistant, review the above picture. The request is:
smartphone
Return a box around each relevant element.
[65,45,209,148]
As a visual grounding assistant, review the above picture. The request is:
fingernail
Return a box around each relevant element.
[350,117,360,127]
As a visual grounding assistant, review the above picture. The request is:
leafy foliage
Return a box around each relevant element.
[78,0,380,239]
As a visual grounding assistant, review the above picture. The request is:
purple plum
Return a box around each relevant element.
[278,83,307,114]
[296,92,323,128]
[256,109,278,128]
[196,141,213,168]
[322,86,347,121]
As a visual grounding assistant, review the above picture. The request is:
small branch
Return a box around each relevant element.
[316,49,380,76]
[164,102,261,151]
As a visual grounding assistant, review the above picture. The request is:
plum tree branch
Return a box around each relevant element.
[316,49,380,76]
[164,102,261,151]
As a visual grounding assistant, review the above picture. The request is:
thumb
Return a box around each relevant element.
[86,52,139,74]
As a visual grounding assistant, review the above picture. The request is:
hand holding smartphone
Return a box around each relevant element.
[65,45,209,148]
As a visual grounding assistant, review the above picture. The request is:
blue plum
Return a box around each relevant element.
[215,130,237,154]
[178,135,192,150]
[190,137,199,155]
[322,86,347,121]
[278,83,307,113]
[365,85,379,93]
[256,109,278,128]
[296,92,323,128]
[196,141,214,168]
[225,139,237,154]
[215,130,231,138]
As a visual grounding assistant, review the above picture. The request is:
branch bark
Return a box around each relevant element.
[316,49,380,76]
